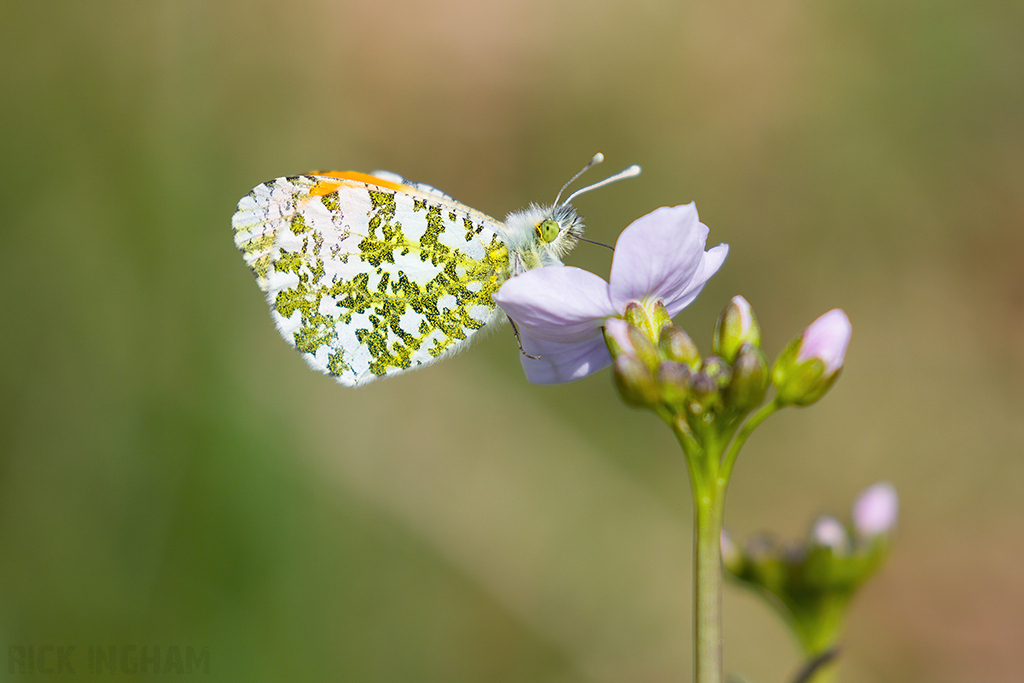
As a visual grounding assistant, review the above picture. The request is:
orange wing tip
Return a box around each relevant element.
[309,171,407,195]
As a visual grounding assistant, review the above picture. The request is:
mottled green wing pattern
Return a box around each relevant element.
[232,174,512,386]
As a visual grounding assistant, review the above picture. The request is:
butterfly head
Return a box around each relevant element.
[505,154,640,274]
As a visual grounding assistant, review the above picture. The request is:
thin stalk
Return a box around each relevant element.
[674,421,727,683]
[693,475,726,683]
[720,400,779,483]
[791,647,841,683]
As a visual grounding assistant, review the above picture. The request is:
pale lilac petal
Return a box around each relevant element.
[609,204,723,311]
[603,317,635,357]
[796,309,852,376]
[495,266,615,342]
[852,482,898,537]
[517,330,612,384]
[663,243,729,317]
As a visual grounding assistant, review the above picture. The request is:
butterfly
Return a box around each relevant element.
[232,154,639,386]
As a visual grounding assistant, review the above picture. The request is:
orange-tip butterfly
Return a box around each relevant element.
[232,154,639,386]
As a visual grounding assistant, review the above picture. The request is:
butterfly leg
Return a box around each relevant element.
[507,316,541,360]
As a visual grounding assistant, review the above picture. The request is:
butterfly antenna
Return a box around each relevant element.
[553,153,606,206]
[563,163,642,206]
[578,236,614,251]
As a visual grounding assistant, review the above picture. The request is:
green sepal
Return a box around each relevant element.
[603,323,626,357]
[627,323,661,371]
[650,300,673,333]
[771,337,840,406]
[623,302,655,342]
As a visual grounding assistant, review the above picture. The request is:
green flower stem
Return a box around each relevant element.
[798,648,840,683]
[791,648,841,683]
[668,400,781,683]
[693,473,726,683]
[673,418,727,683]
[787,593,850,683]
[720,400,780,484]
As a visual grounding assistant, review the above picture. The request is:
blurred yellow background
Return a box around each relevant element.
[1,2,1021,681]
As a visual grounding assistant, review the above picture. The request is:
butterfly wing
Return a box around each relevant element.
[370,170,458,203]
[233,173,512,386]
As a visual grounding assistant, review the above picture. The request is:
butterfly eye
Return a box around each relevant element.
[537,218,560,243]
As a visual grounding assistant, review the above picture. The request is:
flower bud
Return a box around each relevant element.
[657,360,691,406]
[797,309,851,375]
[725,343,768,412]
[702,355,732,390]
[720,530,743,574]
[603,317,634,358]
[686,356,731,416]
[713,295,761,364]
[811,516,851,555]
[612,355,661,408]
[852,482,898,538]
[726,483,896,661]
[604,318,659,370]
[659,325,701,369]
[772,309,852,406]
[741,534,786,590]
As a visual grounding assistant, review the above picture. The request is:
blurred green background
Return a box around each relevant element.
[1,1,1021,681]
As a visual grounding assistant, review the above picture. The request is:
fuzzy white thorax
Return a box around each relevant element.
[502,203,583,275]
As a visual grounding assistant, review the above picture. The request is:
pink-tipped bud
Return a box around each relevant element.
[713,295,761,364]
[605,316,659,369]
[811,516,851,554]
[604,317,635,358]
[796,309,851,378]
[772,309,852,406]
[852,482,899,537]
